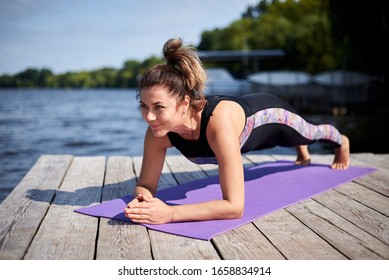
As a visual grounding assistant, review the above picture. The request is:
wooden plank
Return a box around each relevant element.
[314,188,389,245]
[354,173,389,197]
[133,156,177,190]
[212,223,285,259]
[0,155,73,260]
[348,154,389,196]
[145,155,220,260]
[336,182,389,217]
[374,154,389,165]
[244,153,278,165]
[101,156,137,201]
[165,155,207,184]
[253,209,347,259]
[197,162,219,177]
[286,199,389,259]
[148,230,219,260]
[24,156,105,260]
[351,153,389,169]
[96,156,152,260]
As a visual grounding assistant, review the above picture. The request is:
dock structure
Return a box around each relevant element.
[0,153,388,260]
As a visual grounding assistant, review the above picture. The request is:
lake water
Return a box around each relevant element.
[1,89,387,203]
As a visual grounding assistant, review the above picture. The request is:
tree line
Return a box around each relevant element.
[199,0,387,80]
[199,0,337,74]
[0,56,163,88]
[1,0,387,89]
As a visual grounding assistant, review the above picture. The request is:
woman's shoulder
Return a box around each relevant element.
[206,98,246,136]
[204,95,242,114]
[212,99,245,118]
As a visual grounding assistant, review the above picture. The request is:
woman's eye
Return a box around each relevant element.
[155,105,165,110]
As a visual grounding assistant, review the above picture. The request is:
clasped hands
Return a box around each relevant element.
[124,194,173,224]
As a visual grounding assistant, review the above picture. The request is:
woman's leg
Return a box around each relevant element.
[295,145,311,165]
[331,135,350,169]
[241,108,350,169]
[239,93,350,169]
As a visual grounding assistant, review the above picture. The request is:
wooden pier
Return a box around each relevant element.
[0,153,388,260]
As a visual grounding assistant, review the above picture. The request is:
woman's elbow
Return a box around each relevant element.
[233,207,244,219]
[225,204,244,219]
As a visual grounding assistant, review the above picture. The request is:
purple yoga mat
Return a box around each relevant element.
[75,161,374,240]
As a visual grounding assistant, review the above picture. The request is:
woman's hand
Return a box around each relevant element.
[124,194,174,224]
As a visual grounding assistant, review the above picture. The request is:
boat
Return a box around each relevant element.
[248,71,312,86]
[313,70,370,87]
[204,68,251,96]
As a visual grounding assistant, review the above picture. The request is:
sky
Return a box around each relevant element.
[0,0,258,75]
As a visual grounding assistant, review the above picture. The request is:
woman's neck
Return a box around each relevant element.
[178,109,201,141]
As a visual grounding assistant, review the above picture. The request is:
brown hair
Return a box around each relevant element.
[137,38,207,111]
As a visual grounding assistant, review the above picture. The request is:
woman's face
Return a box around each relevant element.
[139,86,189,137]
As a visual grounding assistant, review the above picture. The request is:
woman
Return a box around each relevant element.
[124,38,350,225]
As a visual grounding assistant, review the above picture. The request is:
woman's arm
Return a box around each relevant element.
[126,126,170,206]
[170,100,246,221]
[125,101,246,224]
[134,127,170,195]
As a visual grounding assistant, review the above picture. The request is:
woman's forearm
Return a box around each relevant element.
[170,199,244,222]
[125,193,244,224]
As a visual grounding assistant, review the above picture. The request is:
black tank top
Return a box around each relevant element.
[167,93,300,164]
[167,95,245,164]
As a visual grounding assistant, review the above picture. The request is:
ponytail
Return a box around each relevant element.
[138,38,207,111]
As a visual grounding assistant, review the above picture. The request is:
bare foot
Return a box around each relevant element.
[295,145,311,166]
[331,135,350,170]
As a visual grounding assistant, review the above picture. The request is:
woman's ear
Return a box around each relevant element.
[180,94,191,112]
[178,94,191,117]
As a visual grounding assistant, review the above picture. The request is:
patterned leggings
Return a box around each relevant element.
[238,94,343,153]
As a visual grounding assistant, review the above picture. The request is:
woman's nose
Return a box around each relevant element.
[145,111,156,122]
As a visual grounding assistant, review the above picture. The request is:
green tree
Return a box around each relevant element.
[198,0,337,73]
[92,68,118,88]
[116,56,162,88]
[116,59,140,88]
[14,68,40,87]
[0,74,15,87]
[37,68,54,87]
